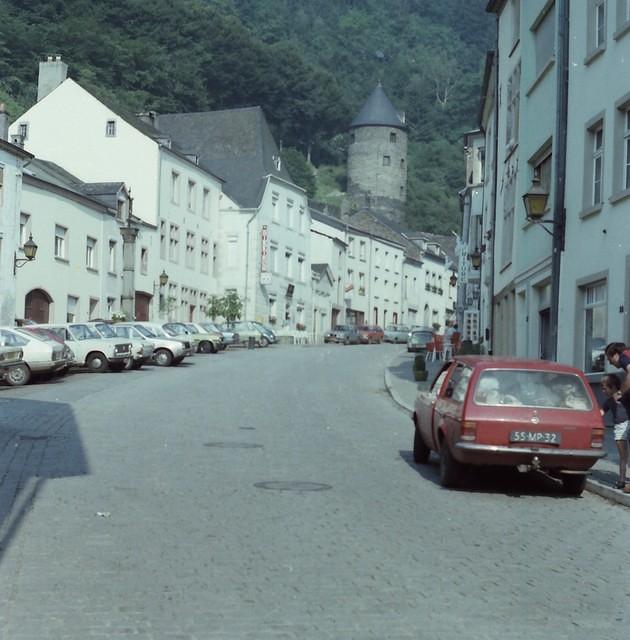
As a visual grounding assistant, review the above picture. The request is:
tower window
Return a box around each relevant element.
[350,133,355,143]
[383,155,391,166]
[401,159,405,169]
[390,132,397,143]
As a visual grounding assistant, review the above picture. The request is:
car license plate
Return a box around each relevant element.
[509,431,561,445]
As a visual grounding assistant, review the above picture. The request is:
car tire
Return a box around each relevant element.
[87,352,109,373]
[561,474,587,496]
[343,338,349,345]
[439,441,463,488]
[413,425,430,464]
[261,336,270,347]
[5,363,31,386]
[199,341,212,354]
[172,356,184,365]
[154,349,173,367]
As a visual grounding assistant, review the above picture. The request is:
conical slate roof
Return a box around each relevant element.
[350,83,406,130]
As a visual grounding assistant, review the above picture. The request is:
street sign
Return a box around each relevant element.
[260,272,272,285]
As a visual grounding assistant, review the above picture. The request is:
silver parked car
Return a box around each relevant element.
[115,323,187,367]
[383,324,411,343]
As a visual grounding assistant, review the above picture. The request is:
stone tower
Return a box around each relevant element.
[347,83,408,221]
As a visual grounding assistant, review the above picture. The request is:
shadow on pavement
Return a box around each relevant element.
[0,398,88,565]
[399,449,576,499]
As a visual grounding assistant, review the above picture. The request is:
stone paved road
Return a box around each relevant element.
[0,345,629,640]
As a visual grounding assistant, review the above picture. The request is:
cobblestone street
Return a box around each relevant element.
[1,345,629,640]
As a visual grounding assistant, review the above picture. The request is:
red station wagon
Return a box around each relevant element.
[412,357,606,495]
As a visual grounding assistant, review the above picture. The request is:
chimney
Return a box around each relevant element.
[137,110,157,127]
[0,103,8,141]
[38,54,68,102]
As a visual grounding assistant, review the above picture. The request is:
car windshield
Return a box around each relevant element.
[69,324,100,340]
[334,325,348,331]
[163,323,187,335]
[94,323,116,338]
[200,322,217,332]
[473,369,593,410]
[132,325,155,338]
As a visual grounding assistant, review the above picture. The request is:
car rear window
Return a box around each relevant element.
[473,369,592,410]
[412,331,433,342]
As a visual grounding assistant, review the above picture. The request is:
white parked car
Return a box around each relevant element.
[38,323,132,373]
[134,322,196,360]
[0,344,24,385]
[114,323,186,367]
[86,321,153,370]
[0,327,69,385]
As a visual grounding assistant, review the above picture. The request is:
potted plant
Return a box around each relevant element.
[413,354,428,381]
[296,322,306,331]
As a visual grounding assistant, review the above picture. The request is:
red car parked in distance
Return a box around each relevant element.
[357,325,384,344]
[412,356,606,495]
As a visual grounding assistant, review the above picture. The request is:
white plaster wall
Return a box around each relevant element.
[16,180,122,322]
[9,80,161,226]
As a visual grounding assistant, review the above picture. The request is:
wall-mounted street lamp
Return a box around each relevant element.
[449,273,458,287]
[14,234,38,274]
[469,247,482,270]
[523,175,552,231]
[153,269,169,294]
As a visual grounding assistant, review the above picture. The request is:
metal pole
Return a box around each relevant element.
[550,0,570,361]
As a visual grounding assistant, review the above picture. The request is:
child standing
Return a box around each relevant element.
[601,374,630,490]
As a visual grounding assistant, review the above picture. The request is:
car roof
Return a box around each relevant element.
[453,356,587,376]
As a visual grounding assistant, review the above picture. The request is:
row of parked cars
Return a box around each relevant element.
[0,319,277,386]
[324,324,436,352]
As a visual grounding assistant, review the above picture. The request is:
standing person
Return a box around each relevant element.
[600,373,630,490]
[605,342,630,415]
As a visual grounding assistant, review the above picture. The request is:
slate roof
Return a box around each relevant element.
[350,83,406,130]
[24,159,122,212]
[155,107,294,208]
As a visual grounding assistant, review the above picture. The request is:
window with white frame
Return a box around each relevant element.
[583,281,607,372]
[383,155,391,166]
[588,0,607,54]
[171,171,180,204]
[299,206,305,233]
[623,109,630,189]
[0,166,4,206]
[108,240,117,272]
[86,236,97,269]
[619,0,630,29]
[227,236,238,268]
[212,242,218,276]
[285,250,293,278]
[89,298,99,320]
[359,272,365,294]
[359,240,366,260]
[67,296,79,322]
[160,221,166,259]
[534,150,553,193]
[287,200,294,228]
[55,225,67,259]
[298,255,305,282]
[270,243,278,272]
[272,193,280,222]
[106,120,116,137]
[19,123,28,140]
[19,213,30,247]
[533,2,555,76]
[140,247,148,275]
[107,297,116,316]
[348,236,355,257]
[201,238,209,274]
[501,173,516,269]
[506,62,521,148]
[592,125,604,205]
[202,188,210,219]
[186,231,195,268]
[169,224,180,262]
[511,0,521,48]
[187,180,196,211]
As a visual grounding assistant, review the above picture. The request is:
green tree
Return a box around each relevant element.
[281,148,316,199]
[221,291,243,323]
[205,295,224,321]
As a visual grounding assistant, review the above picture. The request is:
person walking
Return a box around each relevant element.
[605,342,630,415]
[600,373,630,490]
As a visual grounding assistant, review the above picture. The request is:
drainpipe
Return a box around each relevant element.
[549,0,569,361]
[243,208,258,320]
[489,19,500,356]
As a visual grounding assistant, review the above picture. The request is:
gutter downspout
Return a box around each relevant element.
[550,0,569,361]
[489,18,500,356]
[244,208,258,320]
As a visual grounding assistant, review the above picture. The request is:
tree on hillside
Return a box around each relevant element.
[281,148,316,199]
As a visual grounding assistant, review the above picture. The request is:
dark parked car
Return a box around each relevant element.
[357,325,384,344]
[324,325,354,344]
[407,329,434,353]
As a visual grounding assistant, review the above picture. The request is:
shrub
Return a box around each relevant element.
[414,370,429,382]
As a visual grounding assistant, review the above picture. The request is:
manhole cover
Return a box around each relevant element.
[204,442,263,449]
[254,481,332,492]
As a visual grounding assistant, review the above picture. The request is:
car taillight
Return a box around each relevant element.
[590,427,605,448]
[461,421,477,442]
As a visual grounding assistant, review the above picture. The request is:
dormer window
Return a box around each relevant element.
[106,120,117,137]
[19,123,28,139]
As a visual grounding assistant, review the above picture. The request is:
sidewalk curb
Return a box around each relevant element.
[384,354,629,507]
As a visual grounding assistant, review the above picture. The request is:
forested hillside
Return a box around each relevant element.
[0,0,494,233]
